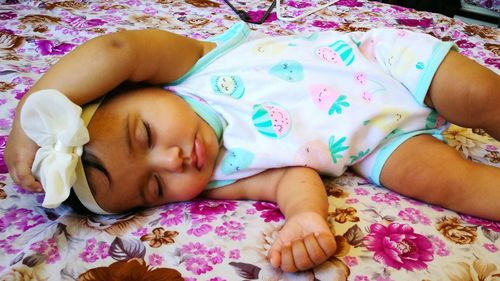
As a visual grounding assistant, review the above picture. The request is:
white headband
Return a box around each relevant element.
[20,89,113,215]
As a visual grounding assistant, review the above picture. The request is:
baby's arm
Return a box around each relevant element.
[23,28,212,104]
[6,29,213,191]
[203,167,337,272]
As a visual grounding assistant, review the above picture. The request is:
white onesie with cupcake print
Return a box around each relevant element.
[166,22,454,187]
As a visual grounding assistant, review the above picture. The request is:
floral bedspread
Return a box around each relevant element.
[462,0,500,12]
[0,1,499,280]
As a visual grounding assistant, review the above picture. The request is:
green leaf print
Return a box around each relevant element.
[349,149,371,164]
[329,136,349,164]
[328,95,350,115]
[384,128,404,140]
[425,110,440,129]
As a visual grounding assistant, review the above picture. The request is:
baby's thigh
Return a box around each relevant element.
[425,51,500,129]
[353,134,474,205]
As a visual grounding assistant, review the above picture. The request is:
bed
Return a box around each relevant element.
[448,0,499,25]
[0,1,499,280]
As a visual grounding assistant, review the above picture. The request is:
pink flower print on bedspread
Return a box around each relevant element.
[312,20,340,29]
[215,220,246,241]
[485,57,500,69]
[181,242,208,256]
[364,223,434,271]
[459,214,500,232]
[429,235,450,257]
[0,135,8,173]
[0,11,16,20]
[29,238,61,264]
[35,39,76,56]
[456,39,477,49]
[159,206,184,227]
[287,1,313,8]
[0,208,47,232]
[398,208,432,225]
[188,200,237,216]
[395,18,433,28]
[246,10,277,23]
[336,0,364,7]
[64,16,106,29]
[483,243,498,253]
[371,191,401,207]
[181,243,213,275]
[79,238,110,263]
[0,234,21,255]
[253,201,284,222]
[180,242,226,276]
[188,223,212,237]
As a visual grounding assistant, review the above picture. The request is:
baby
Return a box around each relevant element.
[5,22,500,273]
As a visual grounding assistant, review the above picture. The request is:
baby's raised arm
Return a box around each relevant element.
[6,29,213,191]
[203,167,337,272]
[19,28,213,105]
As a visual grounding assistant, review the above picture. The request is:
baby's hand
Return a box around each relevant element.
[267,211,336,272]
[5,122,43,192]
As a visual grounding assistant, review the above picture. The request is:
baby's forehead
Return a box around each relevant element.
[95,86,168,113]
[105,86,167,103]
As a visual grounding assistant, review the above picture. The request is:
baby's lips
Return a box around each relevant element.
[194,137,206,171]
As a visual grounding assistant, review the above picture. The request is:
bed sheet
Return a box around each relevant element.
[0,1,499,280]
[462,0,500,12]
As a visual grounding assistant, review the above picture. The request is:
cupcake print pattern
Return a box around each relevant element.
[310,84,350,115]
[252,103,291,139]
[221,148,255,175]
[211,75,245,99]
[315,40,355,66]
[269,60,304,82]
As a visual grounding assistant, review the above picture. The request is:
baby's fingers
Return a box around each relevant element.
[281,243,301,272]
[303,233,329,265]
[269,233,337,272]
[11,162,42,192]
[281,235,325,272]
[268,239,283,269]
[287,233,334,272]
[315,232,337,257]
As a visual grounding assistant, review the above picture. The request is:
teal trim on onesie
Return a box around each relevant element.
[168,23,250,145]
[206,179,236,189]
[413,42,456,104]
[179,95,225,141]
[170,22,251,85]
[369,41,456,185]
[369,129,447,185]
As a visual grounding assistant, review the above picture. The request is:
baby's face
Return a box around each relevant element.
[84,87,220,213]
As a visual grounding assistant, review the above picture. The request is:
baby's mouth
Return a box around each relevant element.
[194,136,205,171]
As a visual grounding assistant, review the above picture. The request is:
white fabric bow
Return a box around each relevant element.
[20,89,90,208]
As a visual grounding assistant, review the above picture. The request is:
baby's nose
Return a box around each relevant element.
[152,146,184,173]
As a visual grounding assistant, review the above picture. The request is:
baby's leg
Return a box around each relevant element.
[380,134,500,221]
[425,51,500,140]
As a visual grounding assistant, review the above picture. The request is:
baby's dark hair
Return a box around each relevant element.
[61,141,109,214]
[63,189,93,214]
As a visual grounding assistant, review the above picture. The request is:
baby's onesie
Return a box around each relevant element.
[166,22,454,187]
